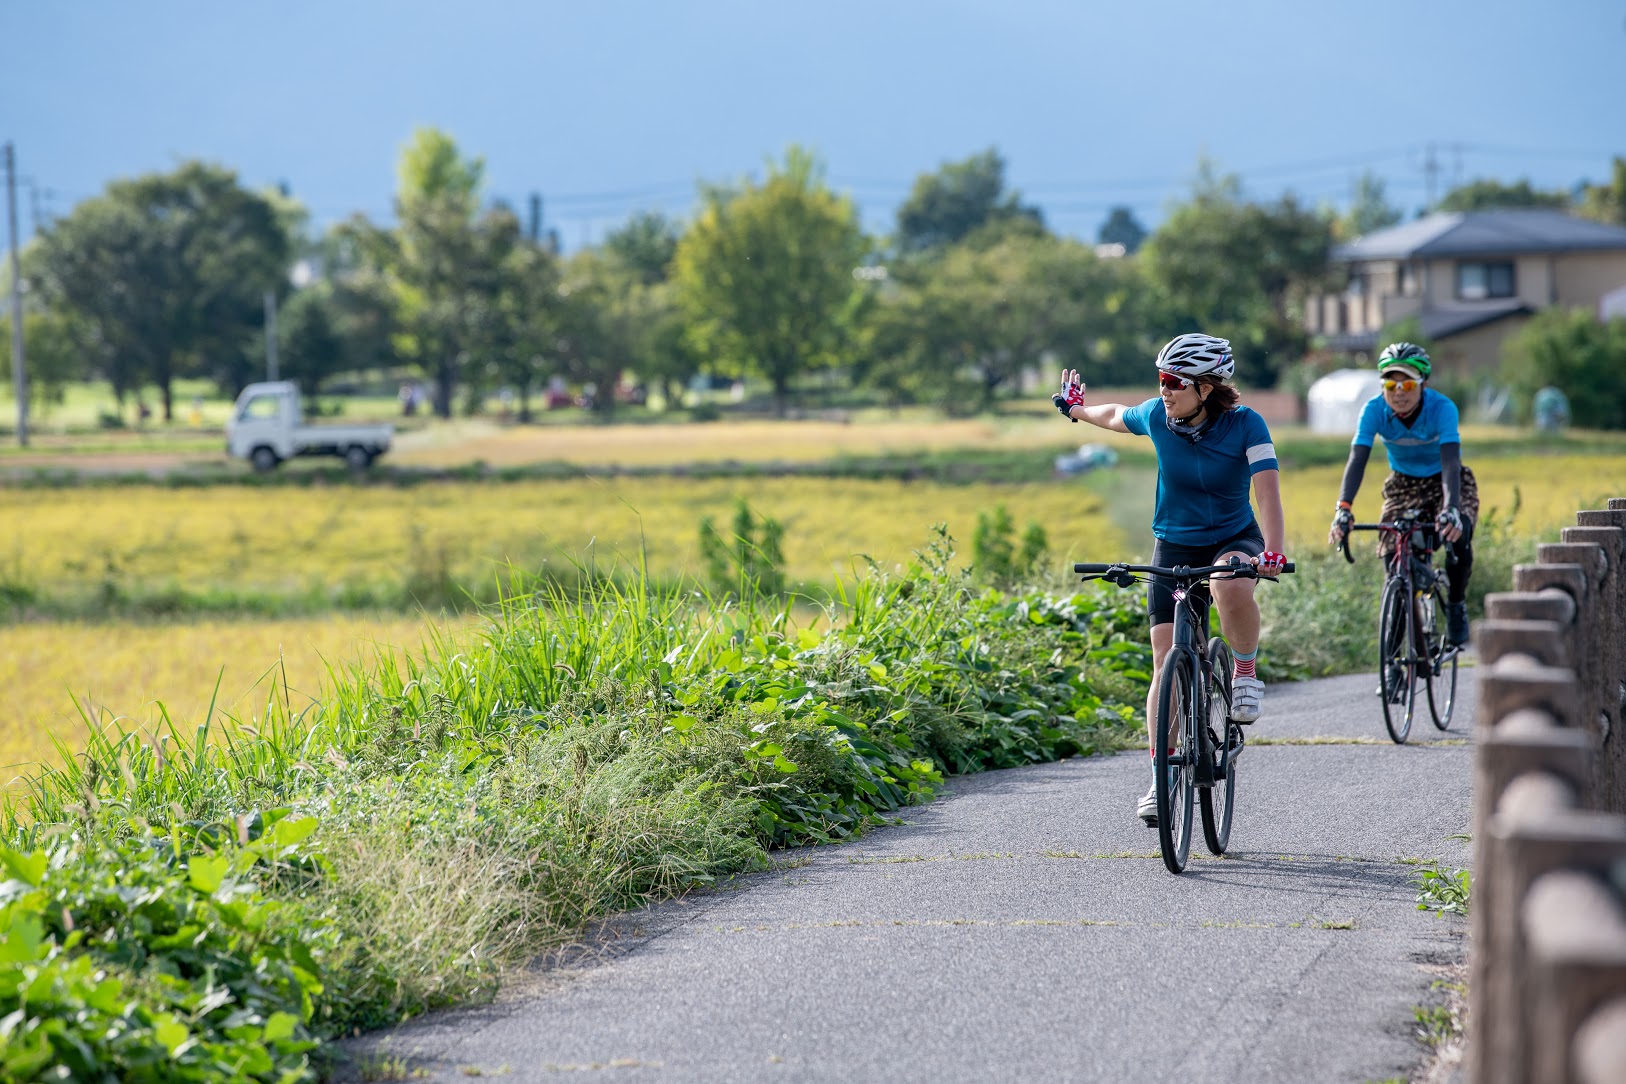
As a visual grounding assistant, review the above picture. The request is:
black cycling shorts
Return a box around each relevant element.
[1147,522,1267,628]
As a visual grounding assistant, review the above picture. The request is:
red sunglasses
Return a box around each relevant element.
[1158,372,1194,391]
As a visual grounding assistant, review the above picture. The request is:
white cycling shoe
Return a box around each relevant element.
[1136,782,1158,826]
[1230,676,1264,723]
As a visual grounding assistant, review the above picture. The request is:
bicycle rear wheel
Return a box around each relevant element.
[1422,587,1458,730]
[1201,638,1236,856]
[1155,649,1197,874]
[1378,575,1417,744]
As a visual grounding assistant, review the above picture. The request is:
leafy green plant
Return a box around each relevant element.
[1414,860,1471,916]
[699,498,786,599]
[1413,998,1461,1048]
[0,815,327,1082]
[972,504,1049,585]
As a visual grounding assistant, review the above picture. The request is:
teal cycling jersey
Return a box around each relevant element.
[1121,399,1279,546]
[1352,388,1461,477]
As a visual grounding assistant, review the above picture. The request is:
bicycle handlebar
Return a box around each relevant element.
[1073,558,1296,579]
[1338,519,1439,565]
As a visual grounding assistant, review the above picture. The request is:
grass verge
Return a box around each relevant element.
[0,531,1149,1080]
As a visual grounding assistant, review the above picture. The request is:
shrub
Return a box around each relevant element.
[972,503,1049,585]
[1501,308,1626,429]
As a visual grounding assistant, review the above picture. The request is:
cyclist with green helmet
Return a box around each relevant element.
[1327,342,1477,645]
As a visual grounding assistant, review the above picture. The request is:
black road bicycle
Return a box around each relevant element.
[1339,510,1460,744]
[1074,556,1294,874]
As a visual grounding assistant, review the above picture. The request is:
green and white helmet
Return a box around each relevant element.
[1377,341,1431,378]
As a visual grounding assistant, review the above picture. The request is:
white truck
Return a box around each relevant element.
[226,381,393,472]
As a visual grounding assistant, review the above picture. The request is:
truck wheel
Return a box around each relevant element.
[344,445,373,471]
[250,447,280,473]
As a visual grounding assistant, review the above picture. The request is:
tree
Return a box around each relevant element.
[868,234,1136,412]
[0,309,89,414]
[596,211,698,408]
[32,162,291,419]
[1576,157,1626,227]
[349,128,517,417]
[1437,178,1568,212]
[1501,308,1626,429]
[1141,163,1335,386]
[1340,171,1402,239]
[1097,206,1147,254]
[604,211,681,285]
[673,146,868,414]
[472,242,562,422]
[895,148,1043,254]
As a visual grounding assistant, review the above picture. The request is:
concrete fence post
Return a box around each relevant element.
[1576,997,1626,1084]
[1563,521,1626,811]
[1522,870,1626,1084]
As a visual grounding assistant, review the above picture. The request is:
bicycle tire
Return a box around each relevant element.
[1155,648,1197,874]
[1201,637,1237,855]
[1423,587,1458,730]
[1378,576,1416,744]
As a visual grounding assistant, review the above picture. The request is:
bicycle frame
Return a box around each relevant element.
[1074,558,1292,787]
[1340,510,1462,741]
[1341,511,1456,659]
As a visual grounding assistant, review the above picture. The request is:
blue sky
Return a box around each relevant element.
[4,1,1624,249]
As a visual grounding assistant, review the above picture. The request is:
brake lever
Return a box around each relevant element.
[1340,534,1354,564]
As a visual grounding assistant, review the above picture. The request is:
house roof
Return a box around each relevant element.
[1335,210,1626,262]
[1322,299,1533,353]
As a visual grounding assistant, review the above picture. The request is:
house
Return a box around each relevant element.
[1303,210,1626,378]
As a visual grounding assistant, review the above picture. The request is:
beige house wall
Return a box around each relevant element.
[1432,314,1532,380]
[1515,255,1555,307]
[1306,247,1626,347]
[1554,251,1626,308]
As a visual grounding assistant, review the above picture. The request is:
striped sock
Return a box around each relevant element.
[1233,647,1257,680]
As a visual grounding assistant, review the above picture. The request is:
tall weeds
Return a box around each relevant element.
[0,531,1147,1080]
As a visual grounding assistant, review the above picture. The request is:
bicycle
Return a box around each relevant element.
[1073,556,1294,874]
[1338,509,1460,744]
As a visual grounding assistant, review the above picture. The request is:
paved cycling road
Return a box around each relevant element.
[346,669,1473,1083]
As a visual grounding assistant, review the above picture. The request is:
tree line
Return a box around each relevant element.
[7,130,1626,421]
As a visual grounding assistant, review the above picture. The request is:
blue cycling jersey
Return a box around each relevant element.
[1121,399,1279,546]
[1352,388,1461,477]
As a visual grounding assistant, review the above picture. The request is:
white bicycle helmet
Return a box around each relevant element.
[1155,333,1235,380]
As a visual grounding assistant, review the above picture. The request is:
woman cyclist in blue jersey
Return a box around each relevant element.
[1053,333,1286,825]
[1326,342,1476,646]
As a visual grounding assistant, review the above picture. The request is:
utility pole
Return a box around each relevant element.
[1422,142,1440,210]
[528,192,542,243]
[5,142,26,447]
[264,290,279,381]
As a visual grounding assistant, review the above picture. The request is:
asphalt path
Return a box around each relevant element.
[346,667,1474,1083]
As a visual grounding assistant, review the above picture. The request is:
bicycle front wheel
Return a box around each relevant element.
[1378,575,1417,744]
[1201,637,1236,856]
[1155,648,1197,874]
[1422,588,1458,730]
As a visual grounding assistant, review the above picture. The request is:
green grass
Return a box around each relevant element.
[0,531,1150,1079]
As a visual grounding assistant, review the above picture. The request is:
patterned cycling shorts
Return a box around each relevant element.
[1376,465,1479,556]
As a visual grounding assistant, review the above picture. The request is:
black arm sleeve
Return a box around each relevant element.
[1440,442,1462,508]
[1337,444,1372,506]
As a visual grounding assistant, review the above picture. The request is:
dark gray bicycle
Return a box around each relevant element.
[1075,556,1294,874]
[1339,509,1461,744]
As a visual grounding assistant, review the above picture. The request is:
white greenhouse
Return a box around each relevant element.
[1306,369,1384,435]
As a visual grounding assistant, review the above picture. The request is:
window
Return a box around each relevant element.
[1456,261,1515,300]
[1397,263,1412,296]
[238,395,281,422]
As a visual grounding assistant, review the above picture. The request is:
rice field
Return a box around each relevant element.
[0,615,464,772]
[1275,454,1626,548]
[386,411,1145,468]
[3,416,1621,775]
[0,476,1129,601]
